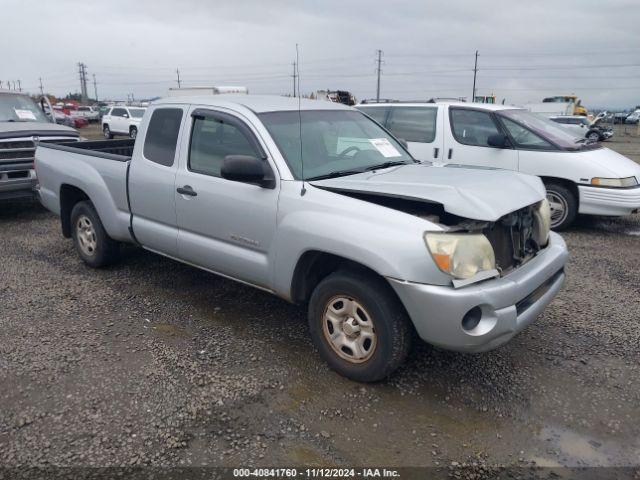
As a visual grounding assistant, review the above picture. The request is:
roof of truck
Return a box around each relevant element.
[154,94,352,113]
[356,101,520,111]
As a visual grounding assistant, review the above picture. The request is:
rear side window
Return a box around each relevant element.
[357,106,389,126]
[387,107,437,143]
[450,109,502,147]
[189,116,259,178]
[143,108,183,167]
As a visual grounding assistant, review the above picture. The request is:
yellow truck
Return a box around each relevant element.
[542,95,588,116]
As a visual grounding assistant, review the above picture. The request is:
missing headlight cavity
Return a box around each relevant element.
[483,205,544,273]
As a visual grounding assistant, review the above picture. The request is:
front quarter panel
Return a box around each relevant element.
[272,182,451,299]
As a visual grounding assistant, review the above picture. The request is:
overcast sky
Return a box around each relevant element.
[2,0,639,108]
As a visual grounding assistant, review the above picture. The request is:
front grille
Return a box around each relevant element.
[0,140,35,166]
[0,137,77,169]
[484,205,542,274]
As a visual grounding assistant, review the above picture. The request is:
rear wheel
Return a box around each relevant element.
[308,270,412,382]
[545,182,578,231]
[103,124,114,139]
[70,201,120,267]
[129,126,137,139]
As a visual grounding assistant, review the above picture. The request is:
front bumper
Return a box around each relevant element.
[388,232,568,353]
[578,185,640,216]
[0,168,37,201]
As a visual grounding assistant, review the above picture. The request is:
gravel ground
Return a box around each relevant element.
[1,129,639,476]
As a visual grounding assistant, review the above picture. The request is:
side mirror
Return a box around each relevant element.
[221,155,275,188]
[487,133,510,148]
[123,113,129,118]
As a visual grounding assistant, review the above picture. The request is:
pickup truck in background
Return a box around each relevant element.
[0,89,78,202]
[357,101,640,230]
[36,95,568,382]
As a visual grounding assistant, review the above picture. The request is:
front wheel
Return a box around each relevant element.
[545,183,578,231]
[103,125,114,139]
[587,131,601,142]
[70,201,120,267]
[129,126,137,139]
[308,270,412,382]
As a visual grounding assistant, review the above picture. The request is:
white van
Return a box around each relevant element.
[356,101,640,229]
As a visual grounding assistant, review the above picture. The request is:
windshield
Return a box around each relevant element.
[259,110,414,180]
[0,94,50,123]
[129,108,145,118]
[497,109,599,150]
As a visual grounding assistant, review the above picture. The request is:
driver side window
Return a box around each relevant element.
[500,117,552,149]
[450,109,501,147]
[189,116,259,178]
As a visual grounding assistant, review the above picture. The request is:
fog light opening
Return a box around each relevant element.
[462,306,482,331]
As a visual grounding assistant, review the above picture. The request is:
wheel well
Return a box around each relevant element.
[60,184,90,238]
[540,177,579,205]
[290,251,382,304]
[129,125,137,131]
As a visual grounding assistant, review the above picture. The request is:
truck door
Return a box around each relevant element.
[385,105,443,162]
[174,107,279,289]
[443,106,518,171]
[128,106,185,257]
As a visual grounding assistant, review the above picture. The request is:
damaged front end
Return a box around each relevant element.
[482,202,550,275]
[325,189,551,284]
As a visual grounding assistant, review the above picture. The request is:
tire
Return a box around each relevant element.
[308,269,412,382]
[545,182,578,231]
[587,131,600,142]
[70,201,120,268]
[129,126,137,139]
[103,124,114,139]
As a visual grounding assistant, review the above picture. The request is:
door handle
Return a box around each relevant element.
[447,148,453,160]
[433,147,439,159]
[177,185,197,197]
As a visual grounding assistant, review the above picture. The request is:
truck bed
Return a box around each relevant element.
[39,138,135,160]
[35,139,134,243]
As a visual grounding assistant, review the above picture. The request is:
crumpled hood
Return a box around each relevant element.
[0,121,78,140]
[310,163,546,221]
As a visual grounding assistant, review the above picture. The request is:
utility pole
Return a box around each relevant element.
[78,62,88,103]
[375,49,383,102]
[93,74,98,101]
[17,80,22,92]
[176,68,181,88]
[291,61,298,97]
[39,77,44,95]
[472,50,479,103]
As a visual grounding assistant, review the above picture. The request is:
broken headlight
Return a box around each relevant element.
[533,199,551,247]
[424,232,496,279]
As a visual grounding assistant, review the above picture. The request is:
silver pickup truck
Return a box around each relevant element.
[35,95,568,382]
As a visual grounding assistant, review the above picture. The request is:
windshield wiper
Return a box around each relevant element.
[306,169,365,181]
[363,160,408,172]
